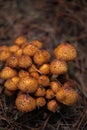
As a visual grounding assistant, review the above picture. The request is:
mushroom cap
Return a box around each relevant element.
[35,87,46,97]
[23,44,38,56]
[0,50,10,61]
[38,75,50,87]
[15,94,36,112]
[56,86,79,106]
[18,55,32,68]
[50,81,62,93]
[6,55,18,68]
[47,100,60,112]
[14,36,27,46]
[36,97,46,107]
[0,67,17,79]
[18,76,38,93]
[33,50,51,65]
[50,59,67,75]
[30,72,40,79]
[14,49,23,57]
[0,45,9,51]
[18,70,29,78]
[46,89,55,99]
[54,43,77,61]
[31,40,43,49]
[9,45,19,53]
[39,64,50,75]
[4,76,19,91]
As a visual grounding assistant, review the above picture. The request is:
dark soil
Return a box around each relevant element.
[0,0,87,130]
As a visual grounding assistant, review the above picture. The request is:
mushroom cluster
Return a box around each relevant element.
[0,36,79,113]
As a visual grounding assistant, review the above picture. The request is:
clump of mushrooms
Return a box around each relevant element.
[0,36,79,112]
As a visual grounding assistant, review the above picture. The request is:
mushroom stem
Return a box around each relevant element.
[51,74,58,80]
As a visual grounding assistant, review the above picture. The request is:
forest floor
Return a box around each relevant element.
[0,0,87,130]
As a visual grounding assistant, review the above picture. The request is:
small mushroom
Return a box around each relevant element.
[33,50,50,65]
[9,45,19,53]
[4,76,19,91]
[14,36,27,46]
[23,44,38,57]
[6,55,18,68]
[36,97,46,107]
[47,100,60,112]
[35,87,46,97]
[30,72,40,79]
[50,81,62,93]
[54,43,77,61]
[14,48,23,57]
[18,70,29,78]
[0,67,17,79]
[50,59,67,75]
[46,89,55,99]
[15,94,36,112]
[18,55,32,68]
[0,45,9,51]
[18,76,38,93]
[39,64,50,75]
[56,86,79,106]
[0,50,10,61]
[38,75,50,87]
[31,40,43,49]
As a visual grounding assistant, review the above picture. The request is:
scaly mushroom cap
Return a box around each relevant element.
[0,50,10,61]
[33,50,51,65]
[4,76,19,91]
[39,64,50,75]
[46,89,55,99]
[15,94,36,112]
[9,45,19,53]
[23,44,38,56]
[38,75,50,87]
[6,55,18,68]
[18,55,32,68]
[31,40,43,49]
[18,70,29,78]
[56,86,79,106]
[18,76,38,93]
[0,45,9,51]
[50,81,62,93]
[14,49,23,57]
[36,97,46,107]
[35,87,46,97]
[47,100,60,112]
[0,67,17,79]
[50,59,67,75]
[54,43,77,61]
[14,36,27,46]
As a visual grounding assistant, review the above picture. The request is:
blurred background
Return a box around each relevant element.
[0,0,87,130]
